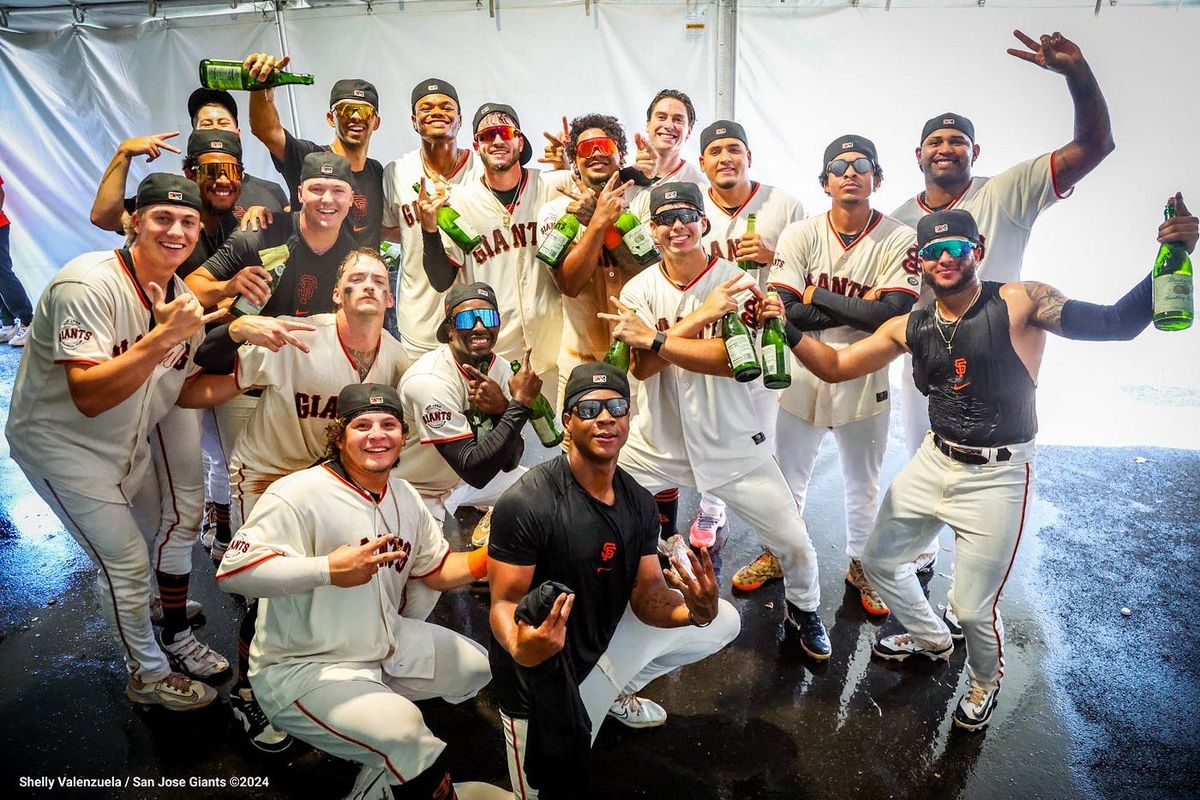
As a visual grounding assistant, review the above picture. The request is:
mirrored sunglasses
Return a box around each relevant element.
[918,239,975,261]
[474,125,521,144]
[453,308,501,330]
[826,157,874,177]
[194,162,244,182]
[572,397,630,420]
[333,102,377,121]
[575,137,619,159]
[651,208,703,227]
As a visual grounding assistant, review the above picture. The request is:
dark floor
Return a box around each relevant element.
[1,342,1197,800]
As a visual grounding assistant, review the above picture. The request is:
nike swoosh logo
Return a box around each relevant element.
[352,225,368,233]
[294,309,310,317]
[951,382,971,391]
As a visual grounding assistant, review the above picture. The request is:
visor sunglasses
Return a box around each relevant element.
[571,397,630,420]
[333,101,377,121]
[453,307,501,330]
[194,162,244,182]
[575,137,619,159]
[826,157,874,177]
[652,207,703,227]
[474,125,521,144]
[918,239,976,261]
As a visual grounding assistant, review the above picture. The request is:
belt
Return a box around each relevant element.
[933,434,1011,466]
[244,388,263,398]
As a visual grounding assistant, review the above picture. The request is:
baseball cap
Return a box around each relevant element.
[920,113,975,145]
[916,209,981,248]
[330,79,379,111]
[135,172,202,212]
[649,181,705,216]
[299,152,353,185]
[411,78,459,111]
[187,87,238,126]
[699,120,748,152]
[437,282,500,343]
[185,129,243,163]
[563,361,631,412]
[336,382,404,424]
[822,134,878,168]
[473,102,533,166]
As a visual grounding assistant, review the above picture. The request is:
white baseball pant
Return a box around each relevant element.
[862,433,1036,689]
[698,388,781,524]
[200,407,231,505]
[147,406,203,575]
[213,392,258,465]
[500,599,741,799]
[775,407,890,561]
[899,354,929,458]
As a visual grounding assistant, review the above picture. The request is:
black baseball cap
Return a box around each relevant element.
[650,181,705,216]
[135,173,202,212]
[336,382,403,424]
[411,78,459,111]
[699,120,748,152]
[823,134,878,168]
[330,79,379,111]
[563,361,631,412]
[187,87,238,125]
[920,113,975,145]
[185,129,243,163]
[917,209,981,248]
[437,282,500,343]
[299,152,353,184]
[473,102,533,166]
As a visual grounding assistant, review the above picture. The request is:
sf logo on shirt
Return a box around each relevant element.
[360,536,412,573]
[596,541,618,575]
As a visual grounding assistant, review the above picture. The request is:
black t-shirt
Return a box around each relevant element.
[179,212,238,279]
[272,130,384,249]
[199,211,352,318]
[488,455,658,715]
[237,172,290,216]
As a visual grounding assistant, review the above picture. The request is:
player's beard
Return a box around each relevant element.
[925,259,978,296]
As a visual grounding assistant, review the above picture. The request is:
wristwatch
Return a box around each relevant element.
[650,331,667,353]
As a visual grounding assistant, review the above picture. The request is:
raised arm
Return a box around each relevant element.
[89,132,181,233]
[243,53,291,161]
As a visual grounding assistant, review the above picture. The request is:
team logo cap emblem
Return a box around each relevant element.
[934,223,949,233]
[210,141,224,149]
[353,89,365,98]
[478,289,489,297]
[320,165,333,175]
[167,191,182,201]
[665,190,678,199]
[715,127,726,135]
[428,83,439,91]
[592,375,608,384]
[369,395,384,404]
[943,118,955,125]
[841,141,854,149]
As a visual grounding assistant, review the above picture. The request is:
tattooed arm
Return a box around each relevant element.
[1012,278,1153,341]
[1023,281,1070,334]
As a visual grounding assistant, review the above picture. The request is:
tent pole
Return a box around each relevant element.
[273,0,301,138]
[716,0,737,119]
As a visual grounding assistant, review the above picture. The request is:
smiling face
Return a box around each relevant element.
[473,112,523,173]
[193,103,238,133]
[334,253,393,318]
[700,137,751,191]
[328,101,380,149]
[131,204,200,271]
[917,128,979,189]
[565,389,629,463]
[412,94,462,143]
[339,411,406,476]
[920,237,982,295]
[299,177,353,231]
[446,298,499,364]
[650,202,705,257]
[646,97,692,155]
[573,127,623,188]
[189,152,242,215]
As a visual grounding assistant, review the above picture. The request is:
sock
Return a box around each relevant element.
[236,600,258,689]
[654,488,679,541]
[155,571,190,643]
[213,502,232,545]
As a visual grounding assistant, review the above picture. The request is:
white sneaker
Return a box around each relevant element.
[470,507,493,549]
[0,323,17,343]
[913,550,938,575]
[872,632,953,662]
[953,681,1000,731]
[8,322,28,347]
[158,629,231,681]
[607,692,668,729]
[688,508,726,549]
[943,605,965,641]
[231,686,293,753]
[126,671,216,711]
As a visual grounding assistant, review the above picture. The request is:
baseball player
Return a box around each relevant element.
[601,181,831,661]
[891,30,1115,592]
[634,89,707,186]
[688,119,805,548]
[735,135,918,618]
[419,102,565,378]
[4,174,232,710]
[774,203,1196,730]
[381,78,482,359]
[216,383,501,799]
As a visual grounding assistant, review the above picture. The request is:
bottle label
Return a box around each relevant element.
[453,215,482,241]
[760,343,782,375]
[530,415,559,445]
[538,229,571,262]
[623,223,656,258]
[1154,273,1193,315]
[230,293,263,317]
[203,64,244,90]
[725,333,756,368]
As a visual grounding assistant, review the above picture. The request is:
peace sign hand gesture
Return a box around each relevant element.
[1007,30,1086,76]
[597,295,656,350]
[538,115,570,171]
[557,172,599,225]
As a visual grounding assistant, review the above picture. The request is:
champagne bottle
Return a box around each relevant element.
[612,210,660,267]
[199,59,315,91]
[411,182,483,252]
[759,292,792,389]
[536,213,580,268]
[603,339,630,373]
[737,213,760,271]
[1153,201,1194,331]
[510,360,564,448]
[466,358,495,438]
[230,244,291,317]
[722,311,761,382]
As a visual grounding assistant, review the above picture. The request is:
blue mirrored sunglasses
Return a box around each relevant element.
[453,308,500,330]
[571,398,630,420]
[918,239,975,261]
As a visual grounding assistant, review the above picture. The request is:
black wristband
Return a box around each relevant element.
[784,320,804,349]
[650,331,667,353]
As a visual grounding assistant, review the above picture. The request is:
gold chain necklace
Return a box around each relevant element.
[933,284,982,354]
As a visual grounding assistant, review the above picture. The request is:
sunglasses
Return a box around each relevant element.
[826,157,874,177]
[651,208,703,227]
[571,397,630,420]
[333,102,377,121]
[575,137,619,159]
[453,307,501,330]
[918,239,976,261]
[194,162,244,182]
[474,125,521,144]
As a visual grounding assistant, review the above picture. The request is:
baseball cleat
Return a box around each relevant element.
[470,507,493,549]
[845,559,889,616]
[913,550,938,576]
[688,508,725,549]
[149,596,204,627]
[943,605,965,641]
[8,322,28,347]
[231,687,294,753]
[158,629,231,682]
[952,681,999,731]
[343,765,390,800]
[785,603,831,660]
[732,550,783,592]
[607,692,668,729]
[872,632,953,662]
[126,671,217,711]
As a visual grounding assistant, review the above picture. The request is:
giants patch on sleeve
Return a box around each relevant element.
[422,402,452,429]
[58,318,94,349]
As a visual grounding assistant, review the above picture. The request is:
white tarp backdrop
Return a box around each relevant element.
[0,1,1197,446]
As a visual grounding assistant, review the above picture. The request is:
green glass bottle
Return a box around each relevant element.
[510,360,564,447]
[199,59,315,91]
[466,358,495,438]
[536,213,580,268]
[612,210,660,267]
[1153,201,1193,331]
[230,243,290,317]
[411,182,483,252]
[603,339,630,373]
[759,292,791,389]
[737,213,760,271]
[722,311,761,382]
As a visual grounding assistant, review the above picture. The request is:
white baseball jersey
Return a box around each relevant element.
[229,313,411,489]
[6,249,202,503]
[702,182,805,293]
[395,346,513,497]
[438,168,563,376]
[653,159,708,188]
[618,257,774,492]
[769,212,919,427]
[216,464,449,717]
[381,148,481,356]
[891,153,1066,290]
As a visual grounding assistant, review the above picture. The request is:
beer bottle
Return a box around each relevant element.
[411,182,483,252]
[759,292,792,389]
[722,311,761,382]
[230,243,290,317]
[612,210,660,267]
[536,213,580,268]
[737,213,760,271]
[466,358,495,438]
[199,59,315,91]
[1153,200,1194,331]
[603,339,630,373]
[510,360,564,448]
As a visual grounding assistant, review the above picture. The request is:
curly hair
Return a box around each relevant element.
[566,113,627,163]
[321,418,347,461]
[646,89,696,128]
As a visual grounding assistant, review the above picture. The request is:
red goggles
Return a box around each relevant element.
[474,125,521,144]
[575,137,619,159]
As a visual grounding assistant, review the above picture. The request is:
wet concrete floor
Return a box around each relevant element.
[0,344,1196,799]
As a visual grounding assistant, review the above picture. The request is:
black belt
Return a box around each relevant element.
[933,434,1011,466]
[244,388,263,398]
